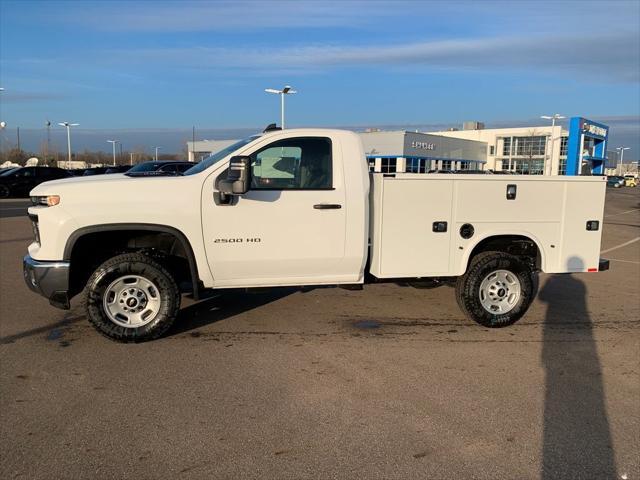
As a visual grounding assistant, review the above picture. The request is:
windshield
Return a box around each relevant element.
[128,162,163,173]
[183,136,260,175]
[0,167,19,177]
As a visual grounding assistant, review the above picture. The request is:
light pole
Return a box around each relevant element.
[154,146,161,161]
[130,152,134,165]
[45,121,51,165]
[265,85,297,129]
[541,114,565,175]
[107,140,119,166]
[58,122,79,169]
[616,147,630,175]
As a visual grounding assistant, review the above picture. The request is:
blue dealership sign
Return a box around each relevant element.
[566,117,609,175]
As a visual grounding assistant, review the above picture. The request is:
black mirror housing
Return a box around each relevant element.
[219,155,251,196]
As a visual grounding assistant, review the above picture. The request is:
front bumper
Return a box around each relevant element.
[23,255,71,309]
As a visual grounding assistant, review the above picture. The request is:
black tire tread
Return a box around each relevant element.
[456,251,537,328]
[84,252,180,343]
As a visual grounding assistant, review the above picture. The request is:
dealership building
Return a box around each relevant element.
[187,140,237,162]
[186,117,609,176]
[429,117,610,176]
[360,130,486,173]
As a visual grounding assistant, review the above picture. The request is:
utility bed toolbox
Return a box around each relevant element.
[368,174,607,278]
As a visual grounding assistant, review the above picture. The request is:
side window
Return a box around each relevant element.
[250,137,332,190]
[19,168,35,177]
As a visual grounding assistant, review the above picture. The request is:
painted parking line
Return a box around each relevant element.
[608,258,640,265]
[605,208,639,218]
[600,237,640,254]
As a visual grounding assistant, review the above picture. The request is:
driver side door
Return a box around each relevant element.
[201,135,350,287]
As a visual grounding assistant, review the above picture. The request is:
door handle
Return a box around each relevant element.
[313,204,342,210]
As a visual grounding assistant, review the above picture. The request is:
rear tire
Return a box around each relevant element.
[85,252,180,342]
[456,251,537,328]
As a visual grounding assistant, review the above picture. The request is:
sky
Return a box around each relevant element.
[0,0,639,156]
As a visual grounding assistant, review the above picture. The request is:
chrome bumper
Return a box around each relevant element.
[23,255,71,309]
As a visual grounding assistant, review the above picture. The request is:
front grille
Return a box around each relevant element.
[28,214,40,245]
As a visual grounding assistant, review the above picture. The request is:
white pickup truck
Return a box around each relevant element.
[24,127,609,342]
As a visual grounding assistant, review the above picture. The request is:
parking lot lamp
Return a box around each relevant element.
[154,146,161,161]
[58,122,79,169]
[541,114,565,175]
[107,140,119,166]
[616,147,630,175]
[265,85,297,129]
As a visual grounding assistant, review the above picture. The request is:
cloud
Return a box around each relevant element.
[0,91,67,103]
[53,0,398,32]
[42,0,640,35]
[114,31,640,82]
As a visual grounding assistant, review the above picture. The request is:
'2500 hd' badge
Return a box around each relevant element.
[214,238,261,244]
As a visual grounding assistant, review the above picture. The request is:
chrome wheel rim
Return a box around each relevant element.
[479,269,521,314]
[103,275,161,328]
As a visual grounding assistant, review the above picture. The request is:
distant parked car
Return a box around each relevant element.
[126,161,196,176]
[623,175,637,187]
[0,166,71,198]
[105,165,132,174]
[606,176,625,188]
[83,167,109,176]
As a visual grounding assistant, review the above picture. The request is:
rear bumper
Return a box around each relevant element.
[23,255,71,309]
[598,258,610,272]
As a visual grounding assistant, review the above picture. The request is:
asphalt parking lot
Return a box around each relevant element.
[0,189,638,479]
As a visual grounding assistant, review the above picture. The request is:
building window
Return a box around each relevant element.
[459,161,470,170]
[441,160,452,171]
[502,137,512,156]
[560,136,568,157]
[406,158,427,173]
[514,159,545,175]
[368,158,376,172]
[489,145,495,156]
[515,136,546,156]
[380,157,397,173]
[558,158,567,175]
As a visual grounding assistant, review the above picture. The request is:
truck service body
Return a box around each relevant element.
[23,128,609,342]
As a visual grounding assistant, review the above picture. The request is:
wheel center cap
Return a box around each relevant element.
[126,297,138,307]
[497,288,506,297]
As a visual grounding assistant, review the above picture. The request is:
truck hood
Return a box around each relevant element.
[29,173,187,197]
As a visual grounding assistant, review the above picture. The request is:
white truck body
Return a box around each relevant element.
[24,128,608,341]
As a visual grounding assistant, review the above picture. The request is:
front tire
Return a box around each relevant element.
[85,252,180,342]
[0,185,10,198]
[456,251,537,328]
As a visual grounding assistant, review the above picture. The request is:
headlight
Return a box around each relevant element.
[31,195,60,207]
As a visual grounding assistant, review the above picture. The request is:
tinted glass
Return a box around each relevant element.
[175,163,194,173]
[128,162,162,173]
[250,137,332,190]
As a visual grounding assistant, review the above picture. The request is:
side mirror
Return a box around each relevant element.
[219,155,251,196]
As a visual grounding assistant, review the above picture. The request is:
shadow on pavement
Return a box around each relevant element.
[539,257,617,479]
[167,287,295,337]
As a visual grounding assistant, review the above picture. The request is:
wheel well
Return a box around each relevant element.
[468,235,541,271]
[66,227,199,298]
